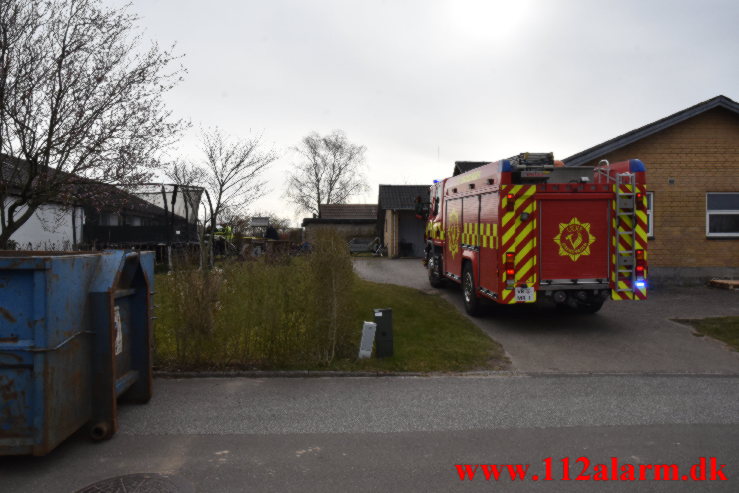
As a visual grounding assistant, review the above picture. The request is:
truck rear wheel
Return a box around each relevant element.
[462,262,480,316]
[575,299,604,314]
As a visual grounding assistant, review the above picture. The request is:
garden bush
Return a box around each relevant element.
[155,229,356,369]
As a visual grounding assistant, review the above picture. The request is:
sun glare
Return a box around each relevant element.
[448,0,533,42]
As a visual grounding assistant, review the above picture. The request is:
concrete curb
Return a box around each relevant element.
[153,369,739,379]
[154,370,429,378]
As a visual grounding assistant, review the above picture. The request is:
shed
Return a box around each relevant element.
[378,185,429,258]
[301,204,378,244]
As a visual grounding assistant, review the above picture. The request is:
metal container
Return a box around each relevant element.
[0,250,154,456]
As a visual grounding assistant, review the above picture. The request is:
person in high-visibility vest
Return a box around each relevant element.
[223,225,234,241]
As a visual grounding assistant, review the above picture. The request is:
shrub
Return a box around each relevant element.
[155,229,356,369]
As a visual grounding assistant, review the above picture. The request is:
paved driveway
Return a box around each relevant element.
[353,258,739,374]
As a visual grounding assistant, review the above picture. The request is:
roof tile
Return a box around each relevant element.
[378,185,429,210]
[319,203,378,219]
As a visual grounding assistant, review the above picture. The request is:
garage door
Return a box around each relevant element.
[398,211,426,257]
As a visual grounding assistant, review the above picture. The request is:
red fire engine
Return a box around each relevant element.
[423,153,648,315]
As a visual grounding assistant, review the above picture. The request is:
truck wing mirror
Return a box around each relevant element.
[414,197,429,220]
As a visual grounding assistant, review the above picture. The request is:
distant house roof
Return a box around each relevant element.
[0,153,172,218]
[319,203,377,220]
[564,95,739,167]
[301,217,376,227]
[301,203,379,227]
[453,161,489,176]
[378,185,430,211]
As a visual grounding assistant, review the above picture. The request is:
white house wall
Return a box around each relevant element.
[2,198,84,250]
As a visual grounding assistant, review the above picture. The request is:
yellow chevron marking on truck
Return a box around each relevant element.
[499,185,537,304]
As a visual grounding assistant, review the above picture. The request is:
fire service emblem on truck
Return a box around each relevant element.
[447,210,461,259]
[553,217,596,262]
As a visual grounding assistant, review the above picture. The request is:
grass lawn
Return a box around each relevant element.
[154,274,508,373]
[336,279,508,372]
[673,317,739,352]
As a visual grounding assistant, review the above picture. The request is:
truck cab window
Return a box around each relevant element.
[433,186,441,216]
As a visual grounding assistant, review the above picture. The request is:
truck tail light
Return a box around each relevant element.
[634,249,646,284]
[636,192,647,210]
[506,193,515,211]
[505,252,515,276]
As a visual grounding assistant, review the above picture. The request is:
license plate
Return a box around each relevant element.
[514,287,535,302]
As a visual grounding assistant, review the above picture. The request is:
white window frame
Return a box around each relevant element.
[646,192,654,238]
[706,192,739,238]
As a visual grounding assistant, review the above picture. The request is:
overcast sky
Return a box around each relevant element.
[113,0,738,225]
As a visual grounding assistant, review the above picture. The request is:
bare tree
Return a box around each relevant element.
[198,127,277,236]
[286,130,368,216]
[0,0,185,248]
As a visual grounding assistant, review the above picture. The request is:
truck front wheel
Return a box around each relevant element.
[462,262,480,316]
[428,251,445,288]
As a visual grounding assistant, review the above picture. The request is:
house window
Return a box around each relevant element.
[706,193,739,237]
[646,192,654,238]
[100,213,120,226]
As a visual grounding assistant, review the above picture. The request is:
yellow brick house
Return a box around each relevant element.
[564,95,739,284]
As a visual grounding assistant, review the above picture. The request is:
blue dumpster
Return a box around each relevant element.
[0,250,154,456]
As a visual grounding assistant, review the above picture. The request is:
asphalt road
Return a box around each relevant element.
[353,258,739,373]
[2,375,738,492]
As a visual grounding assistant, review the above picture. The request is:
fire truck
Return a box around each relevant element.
[423,153,648,315]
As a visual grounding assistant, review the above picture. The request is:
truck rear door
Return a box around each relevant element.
[539,195,611,282]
